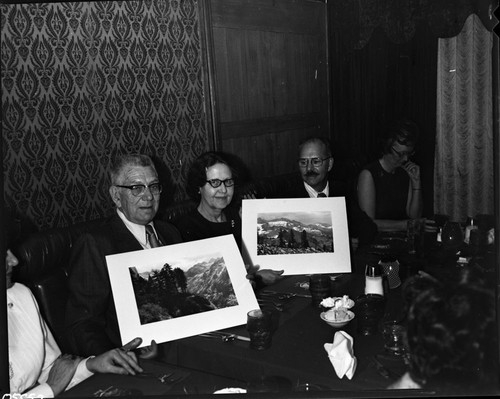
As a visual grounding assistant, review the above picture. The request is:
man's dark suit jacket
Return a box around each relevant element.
[287,174,377,245]
[65,213,182,357]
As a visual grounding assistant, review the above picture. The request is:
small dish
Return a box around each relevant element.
[320,309,355,328]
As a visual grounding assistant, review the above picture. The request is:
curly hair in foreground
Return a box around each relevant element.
[405,266,497,393]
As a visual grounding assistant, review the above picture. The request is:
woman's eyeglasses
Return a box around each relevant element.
[115,183,162,197]
[206,178,235,188]
[391,147,415,158]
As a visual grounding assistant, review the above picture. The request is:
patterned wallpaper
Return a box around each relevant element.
[1,0,209,230]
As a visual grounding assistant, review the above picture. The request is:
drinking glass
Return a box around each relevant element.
[354,294,386,336]
[308,274,331,307]
[247,309,273,350]
[381,320,407,356]
[441,221,463,252]
[407,218,425,255]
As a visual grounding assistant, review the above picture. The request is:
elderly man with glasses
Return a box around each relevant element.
[65,154,182,358]
[357,118,423,232]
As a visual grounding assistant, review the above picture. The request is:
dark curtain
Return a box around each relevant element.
[327,0,496,218]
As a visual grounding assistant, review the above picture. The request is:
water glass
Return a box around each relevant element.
[441,221,463,252]
[354,294,386,336]
[308,274,331,307]
[381,320,407,356]
[407,218,425,255]
[247,309,273,350]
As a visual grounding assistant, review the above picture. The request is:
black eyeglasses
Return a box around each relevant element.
[206,179,235,188]
[115,183,162,197]
[391,147,415,158]
[298,157,331,168]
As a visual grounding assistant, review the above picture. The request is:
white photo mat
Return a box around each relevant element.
[241,197,351,275]
[106,234,258,347]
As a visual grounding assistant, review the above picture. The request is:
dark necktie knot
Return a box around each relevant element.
[145,224,161,248]
[317,192,327,197]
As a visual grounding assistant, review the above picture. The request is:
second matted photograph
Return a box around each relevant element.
[241,197,352,275]
[106,234,258,347]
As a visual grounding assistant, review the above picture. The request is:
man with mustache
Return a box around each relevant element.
[297,137,339,198]
[294,137,377,246]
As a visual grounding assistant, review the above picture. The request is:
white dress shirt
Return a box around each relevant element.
[116,208,159,249]
[8,283,93,397]
[303,181,330,198]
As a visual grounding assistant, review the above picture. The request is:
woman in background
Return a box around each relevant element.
[357,118,423,232]
[174,151,283,287]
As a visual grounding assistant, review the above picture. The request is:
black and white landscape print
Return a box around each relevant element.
[129,253,238,325]
[257,211,334,255]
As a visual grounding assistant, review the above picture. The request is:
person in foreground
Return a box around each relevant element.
[6,248,144,397]
[65,154,182,357]
[294,137,377,246]
[357,119,423,232]
[389,266,497,394]
[173,151,284,287]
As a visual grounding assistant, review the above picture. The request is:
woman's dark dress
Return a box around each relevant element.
[364,160,409,220]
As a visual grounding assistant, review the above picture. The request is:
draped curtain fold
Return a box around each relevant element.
[434,14,494,222]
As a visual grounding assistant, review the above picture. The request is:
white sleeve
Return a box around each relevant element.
[28,289,93,393]
[66,357,95,391]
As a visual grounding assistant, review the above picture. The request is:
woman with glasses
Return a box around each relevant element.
[174,151,283,286]
[357,118,423,232]
[175,151,241,246]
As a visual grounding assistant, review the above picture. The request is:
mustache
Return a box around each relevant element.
[304,171,319,177]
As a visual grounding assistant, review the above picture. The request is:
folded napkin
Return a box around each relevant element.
[324,331,357,379]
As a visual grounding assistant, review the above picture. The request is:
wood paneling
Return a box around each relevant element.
[204,0,329,178]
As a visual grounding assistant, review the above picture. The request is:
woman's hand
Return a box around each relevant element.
[401,161,421,185]
[86,337,144,375]
[256,269,284,285]
[137,339,158,359]
[46,354,81,396]
[246,264,284,286]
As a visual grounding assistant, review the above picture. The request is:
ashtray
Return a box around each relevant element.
[320,308,355,328]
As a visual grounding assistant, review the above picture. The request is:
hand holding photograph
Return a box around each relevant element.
[106,235,259,347]
[241,198,351,275]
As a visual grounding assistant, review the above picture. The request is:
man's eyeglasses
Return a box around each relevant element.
[115,183,162,197]
[298,157,331,168]
[391,147,415,158]
[206,178,235,188]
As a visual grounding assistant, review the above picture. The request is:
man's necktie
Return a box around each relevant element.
[317,192,327,197]
[146,224,161,248]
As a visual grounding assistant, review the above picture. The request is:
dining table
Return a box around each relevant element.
[63,229,497,397]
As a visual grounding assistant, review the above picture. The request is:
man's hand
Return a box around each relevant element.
[46,354,81,396]
[86,337,144,375]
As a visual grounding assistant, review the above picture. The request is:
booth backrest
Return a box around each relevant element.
[13,218,106,352]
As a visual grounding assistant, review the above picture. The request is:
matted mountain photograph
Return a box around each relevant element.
[257,211,334,255]
[107,235,259,345]
[128,253,237,325]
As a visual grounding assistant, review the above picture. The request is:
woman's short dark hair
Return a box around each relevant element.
[404,266,497,393]
[382,118,420,155]
[186,151,235,201]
